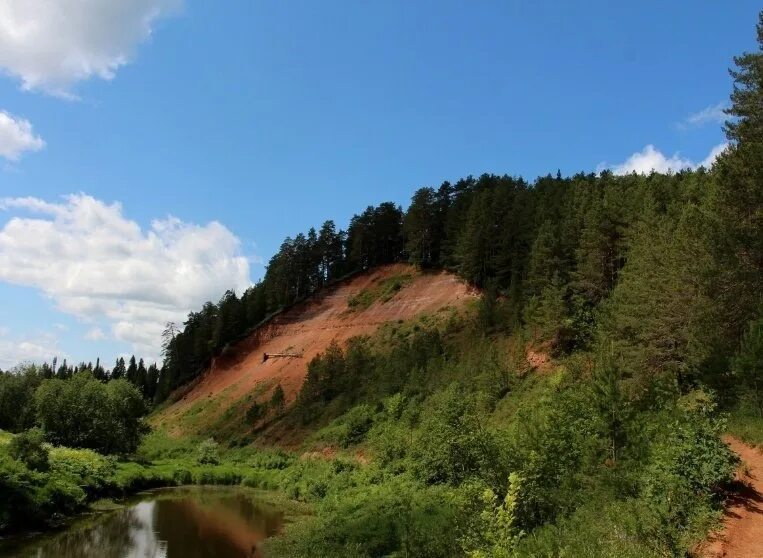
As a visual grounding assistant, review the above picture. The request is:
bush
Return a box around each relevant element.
[246,401,264,423]
[266,480,467,558]
[49,446,116,496]
[197,438,220,465]
[637,392,738,553]
[413,385,500,486]
[8,428,49,471]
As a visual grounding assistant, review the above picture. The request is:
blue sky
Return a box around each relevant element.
[0,1,759,369]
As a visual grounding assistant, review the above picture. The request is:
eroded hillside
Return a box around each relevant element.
[154,264,475,438]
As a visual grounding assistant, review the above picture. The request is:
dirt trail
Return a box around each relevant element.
[702,437,763,558]
[154,264,475,436]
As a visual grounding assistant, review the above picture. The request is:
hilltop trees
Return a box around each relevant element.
[157,164,759,405]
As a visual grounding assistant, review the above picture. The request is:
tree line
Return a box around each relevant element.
[0,355,159,434]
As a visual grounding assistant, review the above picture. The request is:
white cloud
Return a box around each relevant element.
[602,142,729,175]
[0,194,251,360]
[84,327,106,341]
[682,102,727,128]
[0,330,63,370]
[0,110,45,161]
[0,0,181,96]
[699,143,729,169]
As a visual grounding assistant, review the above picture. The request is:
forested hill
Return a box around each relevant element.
[159,155,761,408]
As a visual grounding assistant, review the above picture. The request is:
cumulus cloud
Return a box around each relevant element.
[601,142,729,175]
[0,0,181,96]
[0,330,63,370]
[0,110,45,161]
[682,102,728,128]
[0,194,251,359]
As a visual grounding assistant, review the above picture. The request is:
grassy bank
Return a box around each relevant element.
[0,430,310,535]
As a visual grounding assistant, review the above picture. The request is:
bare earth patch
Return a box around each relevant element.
[701,437,763,558]
[153,264,475,438]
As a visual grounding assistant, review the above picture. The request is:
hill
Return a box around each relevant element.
[154,264,475,440]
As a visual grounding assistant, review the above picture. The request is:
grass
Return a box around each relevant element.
[726,408,763,447]
[347,273,414,310]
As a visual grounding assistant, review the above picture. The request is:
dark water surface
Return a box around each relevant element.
[0,487,285,557]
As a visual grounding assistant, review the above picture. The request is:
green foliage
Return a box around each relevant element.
[8,428,49,471]
[0,365,43,432]
[636,392,737,554]
[347,273,413,310]
[35,372,149,455]
[591,352,629,464]
[732,316,763,415]
[48,446,117,496]
[314,404,376,448]
[246,401,264,423]
[266,480,468,558]
[270,384,286,415]
[413,385,500,486]
[196,438,220,465]
[462,473,525,558]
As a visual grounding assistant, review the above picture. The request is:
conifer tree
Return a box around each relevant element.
[126,356,138,385]
[712,12,763,342]
[111,357,126,380]
[732,317,763,415]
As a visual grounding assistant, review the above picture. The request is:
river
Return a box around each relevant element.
[0,487,287,557]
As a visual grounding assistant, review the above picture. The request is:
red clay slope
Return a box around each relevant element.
[155,264,475,436]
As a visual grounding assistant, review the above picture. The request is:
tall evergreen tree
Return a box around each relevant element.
[111,357,126,381]
[712,12,763,343]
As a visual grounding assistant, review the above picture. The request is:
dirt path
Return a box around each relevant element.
[702,437,763,558]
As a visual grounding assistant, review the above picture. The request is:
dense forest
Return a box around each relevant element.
[0,11,761,557]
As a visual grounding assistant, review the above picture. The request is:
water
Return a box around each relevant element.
[0,487,286,558]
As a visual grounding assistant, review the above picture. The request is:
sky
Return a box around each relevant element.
[0,0,759,369]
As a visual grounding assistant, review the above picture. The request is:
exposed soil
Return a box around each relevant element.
[154,264,475,437]
[525,347,552,373]
[701,437,763,558]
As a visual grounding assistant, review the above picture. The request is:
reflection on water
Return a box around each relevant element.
[0,487,284,558]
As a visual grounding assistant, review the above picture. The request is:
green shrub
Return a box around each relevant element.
[246,401,264,422]
[636,392,737,554]
[49,446,116,496]
[8,428,49,471]
[197,438,220,465]
[413,385,500,486]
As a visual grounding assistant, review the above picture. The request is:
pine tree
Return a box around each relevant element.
[591,350,628,465]
[601,204,715,388]
[145,363,160,402]
[270,384,286,416]
[136,358,148,396]
[712,11,763,343]
[111,357,126,380]
[525,220,562,298]
[126,356,138,385]
[732,317,763,415]
[523,272,569,351]
[404,187,439,267]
